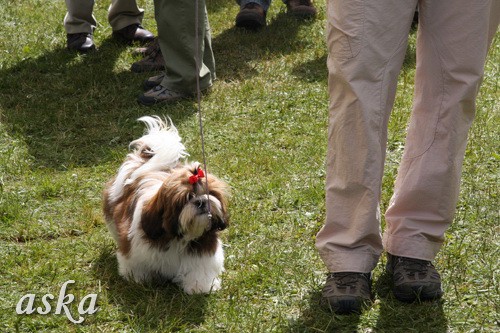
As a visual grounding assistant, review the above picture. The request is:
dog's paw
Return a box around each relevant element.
[117,260,150,284]
[182,278,221,294]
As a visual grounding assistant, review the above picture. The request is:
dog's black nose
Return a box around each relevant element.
[211,217,226,231]
[216,219,227,231]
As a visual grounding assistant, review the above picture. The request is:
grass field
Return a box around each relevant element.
[0,0,498,332]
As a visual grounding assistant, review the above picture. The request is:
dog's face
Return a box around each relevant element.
[141,162,229,247]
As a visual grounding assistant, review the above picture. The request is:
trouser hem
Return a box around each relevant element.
[318,250,380,273]
[382,232,443,261]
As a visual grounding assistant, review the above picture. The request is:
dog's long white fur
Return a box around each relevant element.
[108,116,188,205]
[106,116,224,294]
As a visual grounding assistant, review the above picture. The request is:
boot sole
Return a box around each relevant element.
[393,284,443,303]
[236,13,266,30]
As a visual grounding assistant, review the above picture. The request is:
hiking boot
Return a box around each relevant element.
[131,38,165,73]
[286,0,317,18]
[235,3,266,30]
[137,85,189,106]
[131,37,159,56]
[386,254,443,303]
[321,272,372,314]
[113,24,154,44]
[143,73,166,90]
[67,33,95,53]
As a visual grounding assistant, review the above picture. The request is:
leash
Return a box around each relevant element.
[194,0,212,220]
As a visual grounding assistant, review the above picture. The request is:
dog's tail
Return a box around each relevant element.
[129,116,188,175]
[107,116,187,204]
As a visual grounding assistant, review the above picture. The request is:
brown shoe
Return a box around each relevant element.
[113,24,154,44]
[321,272,372,314]
[386,254,443,303]
[235,3,266,30]
[131,38,165,73]
[286,0,317,18]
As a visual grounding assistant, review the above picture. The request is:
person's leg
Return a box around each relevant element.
[139,0,215,105]
[108,0,154,43]
[383,0,499,303]
[64,0,96,52]
[202,10,216,84]
[383,0,500,301]
[317,0,417,274]
[317,0,417,313]
[384,0,500,261]
[108,0,144,31]
[64,0,96,34]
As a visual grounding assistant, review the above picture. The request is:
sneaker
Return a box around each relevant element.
[143,73,166,90]
[67,33,95,53]
[286,0,317,18]
[386,254,443,302]
[321,272,372,314]
[137,85,188,106]
[235,3,266,30]
[131,38,165,73]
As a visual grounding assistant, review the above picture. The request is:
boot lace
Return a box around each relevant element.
[332,272,363,287]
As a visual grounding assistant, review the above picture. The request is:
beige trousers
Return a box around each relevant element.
[316,0,499,273]
[64,0,144,34]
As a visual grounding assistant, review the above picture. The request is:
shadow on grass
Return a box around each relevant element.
[213,12,316,82]
[284,270,447,332]
[0,38,195,170]
[92,246,210,331]
[206,0,236,13]
[373,271,447,332]
[0,11,317,170]
[291,54,328,83]
[284,290,361,332]
[0,4,320,171]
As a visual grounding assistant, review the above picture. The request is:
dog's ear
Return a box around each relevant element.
[141,197,166,240]
[161,201,182,238]
[141,191,181,241]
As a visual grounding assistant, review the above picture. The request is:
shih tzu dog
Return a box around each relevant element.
[103,116,229,294]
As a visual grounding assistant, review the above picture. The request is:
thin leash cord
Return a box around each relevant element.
[194,0,212,219]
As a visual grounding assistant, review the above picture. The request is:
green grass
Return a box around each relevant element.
[0,0,498,332]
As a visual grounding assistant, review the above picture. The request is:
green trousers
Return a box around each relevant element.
[153,0,216,94]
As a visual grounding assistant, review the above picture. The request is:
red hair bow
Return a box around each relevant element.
[189,168,205,184]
